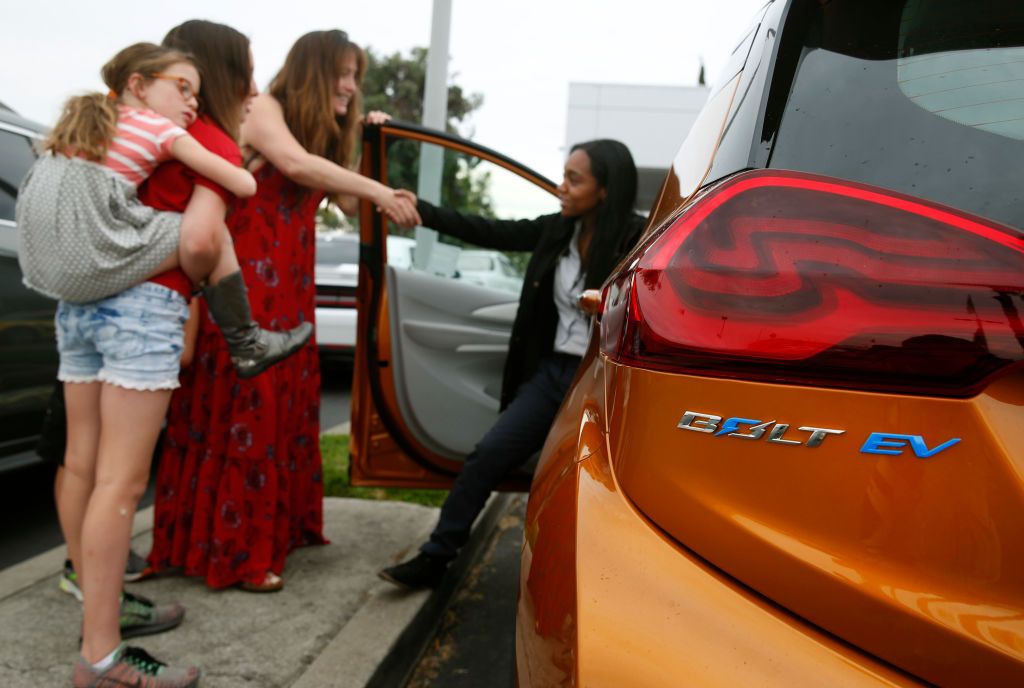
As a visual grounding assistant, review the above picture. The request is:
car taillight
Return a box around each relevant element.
[601,170,1024,397]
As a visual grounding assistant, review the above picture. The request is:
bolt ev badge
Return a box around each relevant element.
[678,411,960,457]
[678,412,844,448]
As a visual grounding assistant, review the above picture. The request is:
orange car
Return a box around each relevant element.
[351,1,1024,685]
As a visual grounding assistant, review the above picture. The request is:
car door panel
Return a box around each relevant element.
[350,123,557,487]
[388,266,519,458]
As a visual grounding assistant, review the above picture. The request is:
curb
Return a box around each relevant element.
[292,493,515,688]
[365,493,514,688]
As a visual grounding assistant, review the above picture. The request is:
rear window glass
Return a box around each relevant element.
[770,0,1024,229]
[316,237,359,265]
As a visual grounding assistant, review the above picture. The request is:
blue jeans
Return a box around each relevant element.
[421,353,581,559]
[55,283,189,391]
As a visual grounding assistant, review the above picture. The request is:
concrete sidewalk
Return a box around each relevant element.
[0,496,453,687]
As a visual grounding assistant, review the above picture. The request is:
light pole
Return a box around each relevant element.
[414,0,452,272]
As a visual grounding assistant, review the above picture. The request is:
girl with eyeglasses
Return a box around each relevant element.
[19,42,313,377]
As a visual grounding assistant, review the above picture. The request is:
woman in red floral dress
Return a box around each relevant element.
[147,29,420,591]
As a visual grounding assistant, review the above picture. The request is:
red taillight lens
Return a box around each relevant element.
[601,170,1024,397]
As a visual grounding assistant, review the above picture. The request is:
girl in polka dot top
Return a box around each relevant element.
[18,42,312,377]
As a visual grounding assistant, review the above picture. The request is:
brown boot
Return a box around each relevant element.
[202,271,313,378]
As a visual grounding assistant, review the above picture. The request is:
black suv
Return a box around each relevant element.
[0,105,57,473]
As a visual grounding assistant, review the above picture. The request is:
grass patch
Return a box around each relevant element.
[321,434,448,508]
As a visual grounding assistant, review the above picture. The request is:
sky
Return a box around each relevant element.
[0,0,768,181]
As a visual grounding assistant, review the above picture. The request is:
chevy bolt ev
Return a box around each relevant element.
[0,106,56,474]
[349,0,1023,685]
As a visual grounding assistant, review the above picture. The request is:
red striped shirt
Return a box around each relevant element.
[103,106,186,186]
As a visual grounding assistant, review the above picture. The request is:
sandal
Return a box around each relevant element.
[238,572,284,593]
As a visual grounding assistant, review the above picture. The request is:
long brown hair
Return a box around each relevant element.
[44,43,191,161]
[163,20,252,140]
[268,29,366,168]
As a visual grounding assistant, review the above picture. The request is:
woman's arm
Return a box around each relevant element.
[416,197,547,252]
[171,134,257,198]
[241,94,420,227]
[333,112,392,215]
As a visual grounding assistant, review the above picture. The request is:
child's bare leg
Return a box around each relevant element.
[58,382,102,586]
[79,385,170,663]
[59,384,101,582]
[138,224,234,284]
[178,219,221,286]
[208,225,240,284]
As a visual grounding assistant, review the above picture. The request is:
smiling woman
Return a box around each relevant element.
[146,27,421,595]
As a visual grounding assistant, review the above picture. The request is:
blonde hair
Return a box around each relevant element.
[44,43,192,161]
[268,30,366,170]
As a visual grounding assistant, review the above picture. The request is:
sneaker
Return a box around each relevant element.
[378,552,451,590]
[123,549,152,582]
[60,559,83,602]
[60,551,153,601]
[72,644,200,688]
[119,591,186,639]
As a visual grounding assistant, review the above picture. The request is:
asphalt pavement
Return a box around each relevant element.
[407,496,524,688]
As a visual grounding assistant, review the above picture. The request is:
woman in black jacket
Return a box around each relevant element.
[380,139,645,589]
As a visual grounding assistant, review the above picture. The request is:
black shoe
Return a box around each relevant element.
[378,552,450,590]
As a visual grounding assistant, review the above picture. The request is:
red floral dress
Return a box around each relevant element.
[147,162,327,589]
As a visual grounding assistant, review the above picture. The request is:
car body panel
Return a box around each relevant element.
[605,363,1024,685]
[517,347,919,688]
[0,111,57,474]
[350,122,557,487]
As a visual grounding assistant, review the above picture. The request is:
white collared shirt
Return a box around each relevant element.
[552,222,590,356]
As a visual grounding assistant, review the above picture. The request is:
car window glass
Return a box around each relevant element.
[770,0,1024,229]
[457,253,494,272]
[897,1,1024,141]
[0,129,37,222]
[385,137,557,294]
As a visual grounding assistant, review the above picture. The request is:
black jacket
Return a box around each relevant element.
[417,200,645,409]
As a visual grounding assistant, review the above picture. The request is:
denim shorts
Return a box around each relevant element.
[56,282,189,391]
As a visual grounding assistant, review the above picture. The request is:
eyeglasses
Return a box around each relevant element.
[152,73,197,101]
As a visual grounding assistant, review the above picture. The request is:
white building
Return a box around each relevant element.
[565,82,709,212]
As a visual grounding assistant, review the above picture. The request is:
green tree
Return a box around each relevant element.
[362,46,495,231]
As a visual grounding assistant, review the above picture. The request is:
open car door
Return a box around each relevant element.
[350,123,558,488]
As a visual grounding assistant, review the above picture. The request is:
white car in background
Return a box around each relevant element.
[315,232,416,359]
[454,249,523,293]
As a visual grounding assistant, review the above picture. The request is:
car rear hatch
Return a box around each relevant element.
[599,1,1024,684]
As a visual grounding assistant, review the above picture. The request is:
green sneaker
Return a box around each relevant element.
[72,644,200,688]
[60,550,153,601]
[119,591,186,639]
[59,559,84,602]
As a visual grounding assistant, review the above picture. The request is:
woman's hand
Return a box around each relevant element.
[363,110,392,126]
[374,186,421,227]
